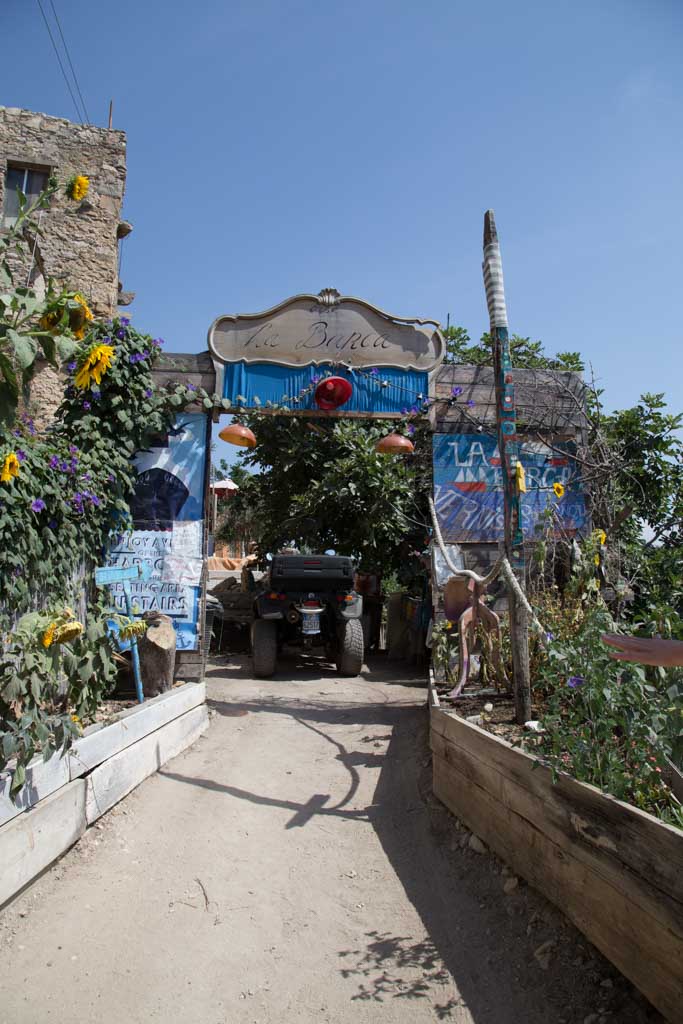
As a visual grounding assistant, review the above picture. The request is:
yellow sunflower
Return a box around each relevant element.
[68,175,90,201]
[70,294,94,341]
[42,622,57,648]
[552,482,565,499]
[1,452,20,484]
[595,528,607,546]
[75,342,115,389]
[54,621,84,644]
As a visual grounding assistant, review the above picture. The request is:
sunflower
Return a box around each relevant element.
[595,528,607,546]
[1,452,20,484]
[42,622,57,648]
[69,294,94,340]
[54,621,84,644]
[552,482,565,499]
[75,342,115,389]
[67,175,90,201]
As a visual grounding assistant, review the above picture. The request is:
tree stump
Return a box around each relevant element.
[138,611,176,698]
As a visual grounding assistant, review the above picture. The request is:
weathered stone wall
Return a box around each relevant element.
[0,107,128,423]
[0,106,127,314]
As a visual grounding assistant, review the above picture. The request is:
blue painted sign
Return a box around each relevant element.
[221,361,428,417]
[107,413,208,650]
[433,433,587,543]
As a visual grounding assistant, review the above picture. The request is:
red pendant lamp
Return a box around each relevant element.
[375,432,415,455]
[219,422,257,448]
[314,375,353,411]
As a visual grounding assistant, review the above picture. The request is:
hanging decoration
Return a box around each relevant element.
[219,422,257,448]
[313,375,353,410]
[375,432,415,455]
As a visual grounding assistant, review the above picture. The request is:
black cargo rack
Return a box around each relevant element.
[269,555,355,592]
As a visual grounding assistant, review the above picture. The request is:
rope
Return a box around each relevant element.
[428,496,547,638]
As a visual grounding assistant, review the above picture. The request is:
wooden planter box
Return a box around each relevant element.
[0,683,208,908]
[430,696,683,1023]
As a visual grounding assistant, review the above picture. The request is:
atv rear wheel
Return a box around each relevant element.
[336,618,364,677]
[252,619,277,678]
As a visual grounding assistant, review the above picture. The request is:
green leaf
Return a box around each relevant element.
[7,329,38,370]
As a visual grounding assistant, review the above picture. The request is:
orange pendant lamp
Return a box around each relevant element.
[375,432,414,455]
[219,422,257,448]
[314,375,353,411]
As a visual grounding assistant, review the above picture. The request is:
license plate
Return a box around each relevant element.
[302,612,320,635]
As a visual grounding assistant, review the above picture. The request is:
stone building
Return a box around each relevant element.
[0,106,131,420]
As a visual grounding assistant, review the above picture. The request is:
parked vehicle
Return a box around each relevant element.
[251,554,364,678]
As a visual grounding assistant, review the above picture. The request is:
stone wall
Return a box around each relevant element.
[0,107,128,423]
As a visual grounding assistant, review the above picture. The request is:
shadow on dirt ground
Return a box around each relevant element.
[178,654,662,1023]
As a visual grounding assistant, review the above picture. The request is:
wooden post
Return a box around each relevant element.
[483,210,531,723]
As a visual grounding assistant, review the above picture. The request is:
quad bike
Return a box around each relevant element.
[250,554,364,678]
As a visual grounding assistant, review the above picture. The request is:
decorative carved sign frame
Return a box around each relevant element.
[208,288,445,373]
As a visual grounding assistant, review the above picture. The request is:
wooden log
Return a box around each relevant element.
[139,611,176,698]
[85,704,208,823]
[69,682,205,779]
[0,780,86,908]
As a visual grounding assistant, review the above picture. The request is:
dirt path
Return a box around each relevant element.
[0,656,659,1023]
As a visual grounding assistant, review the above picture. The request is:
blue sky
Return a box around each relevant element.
[4,0,682,470]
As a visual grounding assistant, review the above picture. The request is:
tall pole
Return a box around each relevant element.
[483,210,531,723]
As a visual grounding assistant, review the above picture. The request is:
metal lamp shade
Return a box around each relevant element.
[375,432,414,455]
[314,376,353,410]
[218,422,257,448]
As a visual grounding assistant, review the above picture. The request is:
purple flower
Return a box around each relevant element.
[369,367,379,376]
[59,459,69,472]
[142,350,150,359]
[83,401,91,411]
[186,383,197,392]
[82,472,91,482]
[13,429,21,438]
[410,405,418,415]
[107,473,116,483]
[546,631,555,642]
[49,454,60,469]
[567,675,585,689]
[67,361,77,372]
[120,317,130,326]
[310,375,320,384]
[116,329,125,340]
[48,518,57,529]
[31,498,46,512]
[69,445,78,455]
[152,338,164,348]
[407,424,415,436]
[451,386,464,398]
[144,388,153,398]
[89,494,101,507]
[69,458,78,474]
[16,449,26,462]
[401,407,408,415]
[467,399,476,408]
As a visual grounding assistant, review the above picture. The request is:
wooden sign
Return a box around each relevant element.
[208,288,445,372]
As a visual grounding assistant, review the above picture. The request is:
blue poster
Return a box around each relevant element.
[433,433,587,543]
[107,414,208,650]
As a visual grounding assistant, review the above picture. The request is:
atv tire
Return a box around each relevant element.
[252,619,277,678]
[336,618,364,677]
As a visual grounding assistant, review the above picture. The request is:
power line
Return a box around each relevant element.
[48,0,91,124]
[35,0,85,124]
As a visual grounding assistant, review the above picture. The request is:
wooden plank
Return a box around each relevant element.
[429,729,683,939]
[432,754,683,1023]
[0,750,70,828]
[85,704,209,823]
[0,780,86,908]
[68,682,205,779]
[431,709,683,902]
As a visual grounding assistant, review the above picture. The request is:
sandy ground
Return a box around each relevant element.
[0,655,661,1024]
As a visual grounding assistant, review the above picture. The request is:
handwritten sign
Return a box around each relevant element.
[209,291,444,372]
[433,433,587,543]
